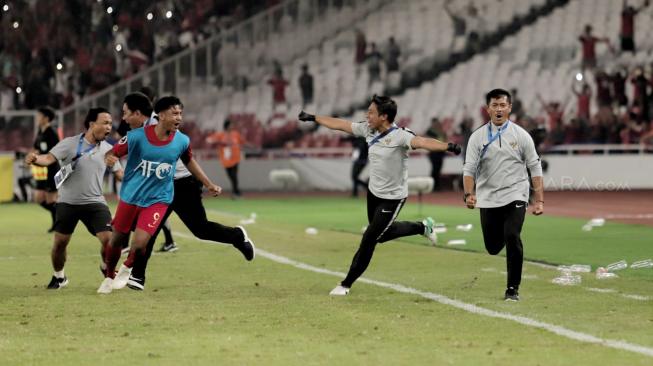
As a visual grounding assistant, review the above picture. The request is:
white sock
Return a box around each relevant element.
[54,270,65,279]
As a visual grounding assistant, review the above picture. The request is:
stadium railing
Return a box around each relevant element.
[51,0,388,136]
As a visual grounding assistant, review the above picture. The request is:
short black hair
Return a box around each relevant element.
[485,89,512,105]
[371,94,397,122]
[37,106,55,122]
[123,92,153,116]
[223,119,231,130]
[84,107,110,129]
[154,96,183,114]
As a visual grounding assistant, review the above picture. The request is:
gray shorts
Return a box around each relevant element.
[54,202,112,236]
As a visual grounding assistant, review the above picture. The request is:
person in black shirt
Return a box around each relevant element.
[32,106,60,232]
[299,64,314,108]
[425,118,446,191]
[342,135,369,197]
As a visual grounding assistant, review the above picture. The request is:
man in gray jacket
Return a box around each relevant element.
[463,88,544,301]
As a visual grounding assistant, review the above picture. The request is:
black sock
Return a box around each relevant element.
[162,222,174,244]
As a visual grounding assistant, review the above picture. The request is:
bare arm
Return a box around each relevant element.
[463,175,476,209]
[531,176,544,215]
[25,152,57,167]
[184,157,222,196]
[114,169,124,182]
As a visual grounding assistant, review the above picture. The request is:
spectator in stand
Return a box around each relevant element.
[464,2,485,52]
[510,89,525,120]
[267,68,289,109]
[595,70,613,108]
[459,114,474,159]
[366,43,383,86]
[537,94,564,131]
[206,119,245,198]
[385,37,401,73]
[620,0,650,53]
[578,25,612,71]
[444,0,467,39]
[341,135,369,197]
[612,67,629,107]
[640,124,653,144]
[354,29,367,74]
[564,118,589,144]
[572,82,592,121]
[425,118,446,191]
[630,66,651,122]
[298,64,314,108]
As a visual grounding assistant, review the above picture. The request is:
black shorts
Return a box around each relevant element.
[54,202,113,236]
[34,164,59,192]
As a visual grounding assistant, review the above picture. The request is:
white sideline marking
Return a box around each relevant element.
[586,287,617,294]
[622,294,651,301]
[175,231,653,358]
[604,213,653,220]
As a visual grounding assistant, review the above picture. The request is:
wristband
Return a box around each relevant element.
[463,192,472,202]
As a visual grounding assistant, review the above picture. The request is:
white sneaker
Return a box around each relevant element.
[329,285,350,296]
[97,278,113,294]
[422,217,437,245]
[112,264,132,290]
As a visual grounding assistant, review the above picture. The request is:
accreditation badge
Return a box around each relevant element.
[54,163,74,189]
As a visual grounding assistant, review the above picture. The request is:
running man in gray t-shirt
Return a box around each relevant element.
[463,88,544,302]
[299,95,462,296]
[25,108,123,290]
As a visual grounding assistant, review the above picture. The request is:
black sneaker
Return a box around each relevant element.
[504,287,519,301]
[47,276,69,289]
[235,226,256,261]
[158,242,178,253]
[126,275,145,291]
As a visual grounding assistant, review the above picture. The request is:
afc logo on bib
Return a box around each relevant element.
[134,160,173,179]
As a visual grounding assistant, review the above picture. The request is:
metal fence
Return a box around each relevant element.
[35,0,385,139]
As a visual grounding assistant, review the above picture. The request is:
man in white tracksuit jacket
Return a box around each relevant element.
[463,88,544,302]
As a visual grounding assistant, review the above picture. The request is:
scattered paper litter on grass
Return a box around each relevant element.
[447,239,466,246]
[305,227,318,235]
[455,224,472,232]
[552,274,581,286]
[630,259,653,269]
[589,218,605,226]
[595,267,619,279]
[606,260,627,272]
[582,217,606,231]
[239,213,257,225]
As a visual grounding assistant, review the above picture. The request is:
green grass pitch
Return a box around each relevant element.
[0,197,651,365]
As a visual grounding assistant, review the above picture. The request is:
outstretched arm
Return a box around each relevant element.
[25,152,57,167]
[298,111,353,134]
[184,157,222,197]
[410,136,461,154]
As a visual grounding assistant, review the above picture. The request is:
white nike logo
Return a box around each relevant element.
[516,204,524,208]
[381,209,393,213]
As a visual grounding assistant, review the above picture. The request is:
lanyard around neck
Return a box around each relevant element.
[475,121,510,179]
[368,125,398,147]
[481,121,510,158]
[72,133,98,167]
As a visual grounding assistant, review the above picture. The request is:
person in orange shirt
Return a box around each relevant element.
[207,119,244,198]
